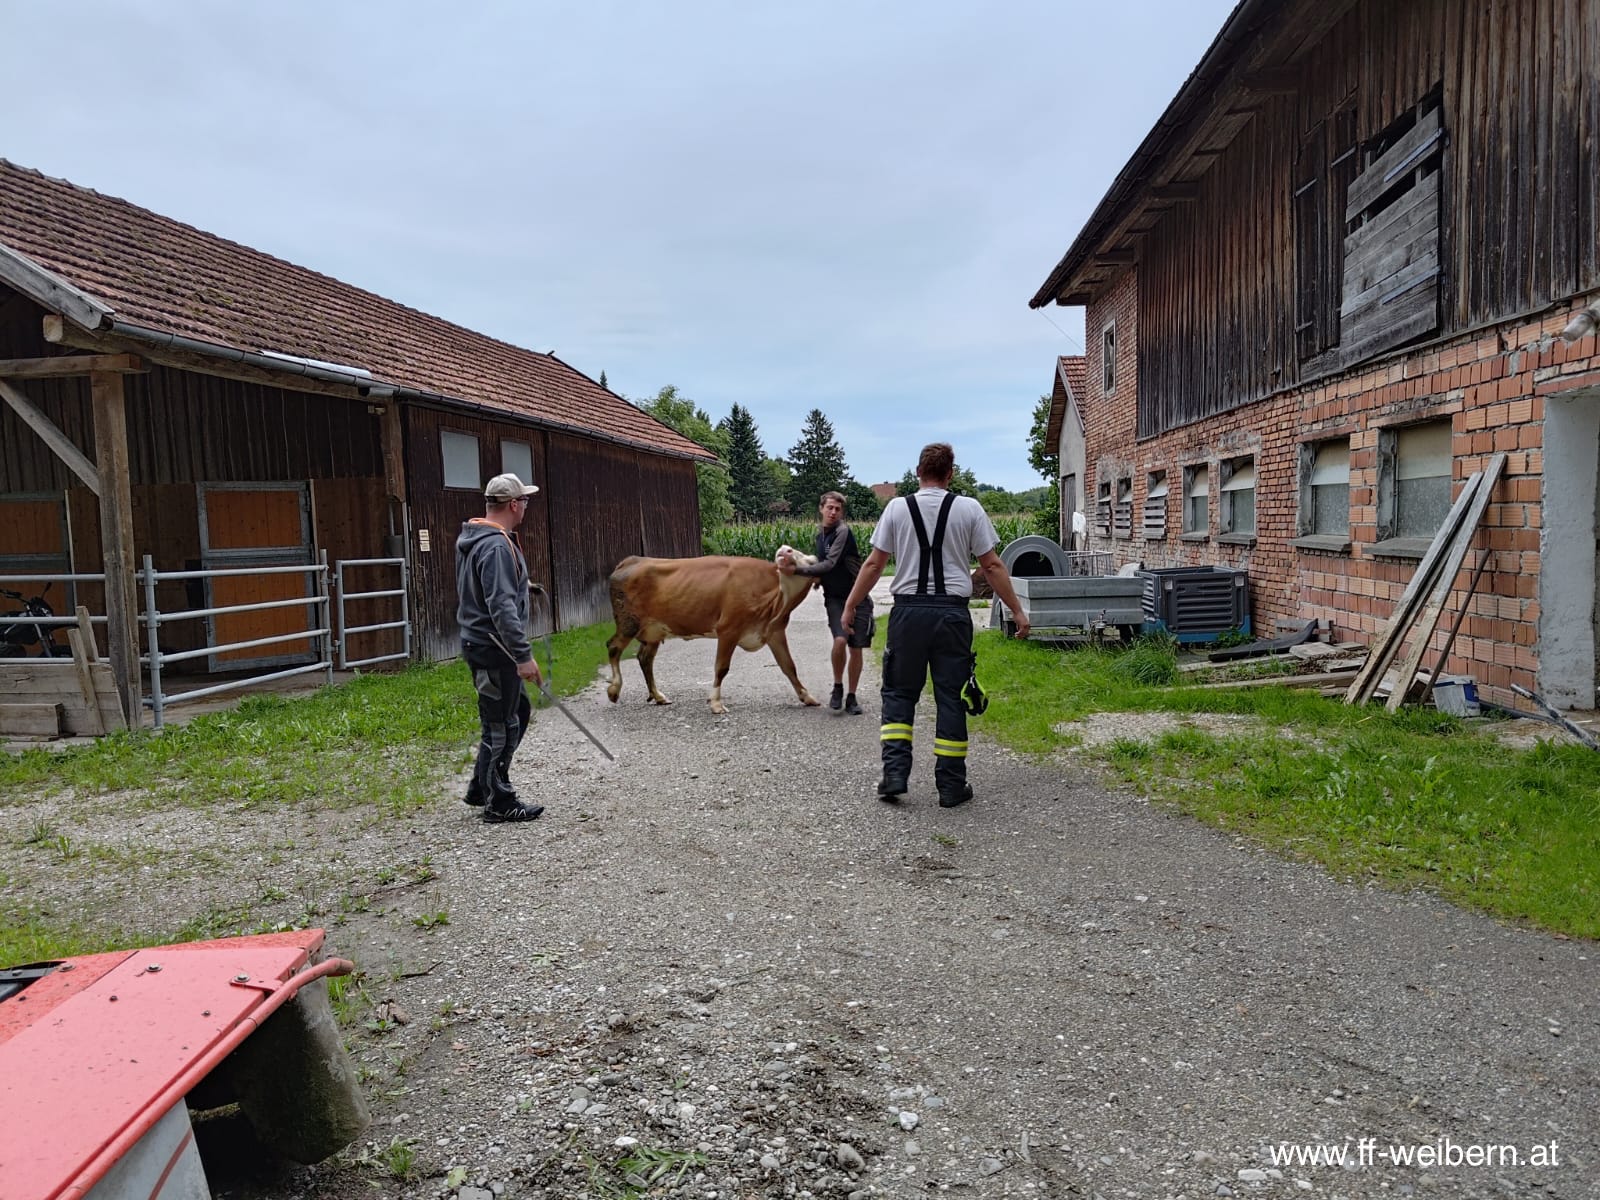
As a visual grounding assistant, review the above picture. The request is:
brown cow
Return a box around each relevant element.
[606,547,821,714]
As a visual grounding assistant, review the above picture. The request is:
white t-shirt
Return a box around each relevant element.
[870,488,998,598]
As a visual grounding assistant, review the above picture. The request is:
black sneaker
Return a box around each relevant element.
[876,776,908,804]
[829,683,844,711]
[465,770,514,806]
[483,799,544,823]
[844,693,863,716]
[937,783,975,809]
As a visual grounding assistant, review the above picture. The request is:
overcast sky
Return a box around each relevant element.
[5,1,1234,493]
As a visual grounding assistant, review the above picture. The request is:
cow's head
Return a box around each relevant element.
[774,545,818,608]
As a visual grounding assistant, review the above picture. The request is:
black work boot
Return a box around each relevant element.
[937,782,975,809]
[876,775,908,804]
[829,683,844,711]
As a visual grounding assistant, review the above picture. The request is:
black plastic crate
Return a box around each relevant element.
[1138,566,1250,643]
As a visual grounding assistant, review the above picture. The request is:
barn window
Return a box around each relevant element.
[501,440,534,487]
[1095,480,1113,538]
[1219,456,1256,541]
[1114,475,1134,539]
[1296,438,1350,543]
[1339,91,1444,365]
[1182,464,1209,537]
[441,430,480,490]
[1374,419,1452,551]
[1102,323,1117,393]
[1143,471,1168,540]
[1294,103,1358,366]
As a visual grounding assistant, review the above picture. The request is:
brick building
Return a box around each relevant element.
[1032,0,1600,710]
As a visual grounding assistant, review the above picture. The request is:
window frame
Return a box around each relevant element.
[1373,417,1454,555]
[1293,436,1352,551]
[1095,479,1113,539]
[1218,455,1256,543]
[441,429,481,491]
[1143,470,1168,540]
[501,439,534,488]
[1181,463,1210,540]
[1102,322,1117,394]
[1114,473,1134,539]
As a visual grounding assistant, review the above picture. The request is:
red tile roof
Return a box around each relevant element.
[1046,354,1087,445]
[1061,355,1087,401]
[0,160,710,461]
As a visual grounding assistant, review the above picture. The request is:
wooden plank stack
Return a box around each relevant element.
[0,606,126,738]
[1344,452,1507,708]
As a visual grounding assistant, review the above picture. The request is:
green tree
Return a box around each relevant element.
[948,465,979,497]
[841,478,883,521]
[978,488,1020,514]
[598,369,608,390]
[1027,393,1061,541]
[642,385,732,528]
[896,470,918,497]
[785,409,850,513]
[1028,394,1058,480]
[719,403,777,521]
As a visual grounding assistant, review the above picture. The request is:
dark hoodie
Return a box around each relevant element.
[455,519,532,663]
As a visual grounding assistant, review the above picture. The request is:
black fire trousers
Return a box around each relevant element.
[463,640,531,805]
[879,595,972,794]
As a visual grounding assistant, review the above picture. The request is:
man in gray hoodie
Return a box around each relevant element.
[456,472,545,823]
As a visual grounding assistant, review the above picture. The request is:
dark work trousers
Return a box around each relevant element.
[463,640,531,805]
[879,594,973,794]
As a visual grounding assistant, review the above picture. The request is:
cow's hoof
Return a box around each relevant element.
[708,702,728,715]
[606,687,620,703]
[799,694,820,707]
[649,695,672,706]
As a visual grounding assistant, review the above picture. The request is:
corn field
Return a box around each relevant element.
[703,513,1039,560]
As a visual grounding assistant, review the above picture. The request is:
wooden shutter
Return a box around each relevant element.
[1340,98,1443,363]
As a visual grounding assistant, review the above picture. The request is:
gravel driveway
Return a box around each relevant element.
[11,585,1595,1200]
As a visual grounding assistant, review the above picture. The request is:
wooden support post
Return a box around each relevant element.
[91,370,140,728]
[380,402,407,504]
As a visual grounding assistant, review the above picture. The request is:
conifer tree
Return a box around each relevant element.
[785,409,849,513]
[719,403,777,521]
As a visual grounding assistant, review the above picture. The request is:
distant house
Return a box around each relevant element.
[870,481,898,503]
[1043,355,1088,546]
[0,160,714,723]
[1030,0,1600,710]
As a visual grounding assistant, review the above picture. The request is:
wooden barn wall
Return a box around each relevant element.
[1136,0,1599,438]
[403,406,554,662]
[638,454,702,558]
[546,433,652,631]
[3,293,390,668]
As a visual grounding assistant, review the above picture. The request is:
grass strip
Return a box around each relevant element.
[972,630,1600,938]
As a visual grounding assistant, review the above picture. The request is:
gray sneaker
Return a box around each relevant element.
[829,683,844,711]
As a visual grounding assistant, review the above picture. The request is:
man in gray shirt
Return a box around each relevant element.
[456,472,545,823]
[842,444,1029,808]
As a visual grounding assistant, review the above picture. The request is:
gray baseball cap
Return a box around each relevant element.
[485,473,539,500]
